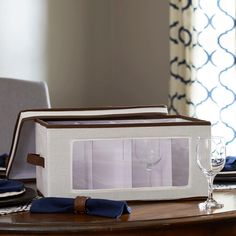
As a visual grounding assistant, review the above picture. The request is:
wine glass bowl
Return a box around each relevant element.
[196,136,226,210]
[133,138,162,186]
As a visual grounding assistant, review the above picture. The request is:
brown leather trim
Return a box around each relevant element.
[35,114,211,129]
[27,153,45,168]
[35,113,168,121]
[74,196,90,214]
[128,196,207,204]
[20,105,168,113]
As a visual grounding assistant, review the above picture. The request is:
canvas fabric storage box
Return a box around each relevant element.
[2,106,211,201]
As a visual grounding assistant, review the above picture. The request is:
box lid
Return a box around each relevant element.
[2,105,173,179]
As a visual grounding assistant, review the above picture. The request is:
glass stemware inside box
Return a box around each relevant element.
[72,137,189,190]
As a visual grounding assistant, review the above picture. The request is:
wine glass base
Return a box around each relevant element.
[199,198,224,210]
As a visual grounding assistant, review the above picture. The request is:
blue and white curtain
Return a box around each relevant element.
[169,0,236,156]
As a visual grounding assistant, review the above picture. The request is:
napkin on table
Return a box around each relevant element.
[30,196,131,218]
[0,179,24,194]
[222,156,236,172]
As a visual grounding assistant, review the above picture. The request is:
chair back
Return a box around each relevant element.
[0,78,50,179]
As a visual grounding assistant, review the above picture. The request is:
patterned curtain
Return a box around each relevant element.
[169,0,236,156]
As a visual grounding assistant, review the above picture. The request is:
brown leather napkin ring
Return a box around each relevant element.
[74,196,90,214]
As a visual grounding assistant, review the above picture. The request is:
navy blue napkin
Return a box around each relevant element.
[30,197,131,218]
[0,180,24,193]
[222,156,236,171]
[0,153,8,167]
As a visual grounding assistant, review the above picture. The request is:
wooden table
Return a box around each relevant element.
[1,190,236,235]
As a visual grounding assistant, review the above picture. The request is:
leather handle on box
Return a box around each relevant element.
[27,153,45,168]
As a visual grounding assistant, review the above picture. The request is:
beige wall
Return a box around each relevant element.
[110,0,169,106]
[47,0,169,108]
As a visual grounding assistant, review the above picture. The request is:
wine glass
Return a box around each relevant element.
[196,136,226,209]
[133,138,162,187]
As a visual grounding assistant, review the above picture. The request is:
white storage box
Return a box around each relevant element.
[3,106,211,201]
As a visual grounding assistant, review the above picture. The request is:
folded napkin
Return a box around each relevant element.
[222,156,236,171]
[30,196,131,218]
[0,180,24,194]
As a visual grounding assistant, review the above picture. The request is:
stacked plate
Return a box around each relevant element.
[215,156,236,182]
[0,180,36,208]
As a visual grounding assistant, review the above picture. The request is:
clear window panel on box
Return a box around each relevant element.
[72,138,189,190]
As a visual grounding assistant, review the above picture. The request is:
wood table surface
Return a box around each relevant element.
[0,189,236,235]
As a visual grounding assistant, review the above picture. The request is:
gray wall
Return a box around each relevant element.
[0,0,47,82]
[47,0,169,108]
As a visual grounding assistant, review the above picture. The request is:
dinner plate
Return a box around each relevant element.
[215,171,236,182]
[0,187,37,207]
[0,189,25,198]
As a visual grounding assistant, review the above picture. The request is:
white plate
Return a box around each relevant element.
[0,188,25,198]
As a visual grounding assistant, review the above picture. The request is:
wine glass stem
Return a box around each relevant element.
[207,176,214,201]
[147,170,152,187]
